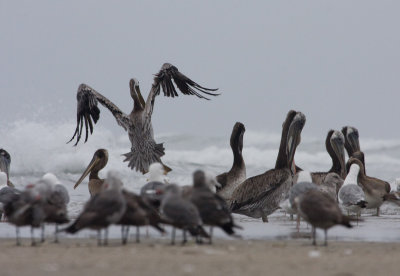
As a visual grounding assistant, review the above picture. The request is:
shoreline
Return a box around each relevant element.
[1,238,399,276]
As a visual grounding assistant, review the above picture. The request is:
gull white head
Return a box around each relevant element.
[42,172,62,186]
[204,171,221,193]
[148,163,166,182]
[296,171,312,183]
[343,163,360,186]
[105,170,124,190]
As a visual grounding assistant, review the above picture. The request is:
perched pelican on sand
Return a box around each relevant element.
[74,149,108,197]
[230,110,306,222]
[68,63,218,174]
[346,157,390,216]
[216,122,246,203]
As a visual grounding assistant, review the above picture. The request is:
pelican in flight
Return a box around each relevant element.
[68,63,218,174]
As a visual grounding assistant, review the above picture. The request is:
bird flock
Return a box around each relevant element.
[1,64,400,248]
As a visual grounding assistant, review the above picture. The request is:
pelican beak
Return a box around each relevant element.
[330,132,346,178]
[74,155,100,189]
[287,112,306,169]
[136,84,146,109]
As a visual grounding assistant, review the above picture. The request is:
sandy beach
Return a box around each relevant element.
[1,238,399,276]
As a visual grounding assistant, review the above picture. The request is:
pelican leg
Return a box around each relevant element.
[136,226,140,243]
[290,214,294,221]
[97,230,102,246]
[376,207,380,216]
[31,227,36,246]
[171,227,176,245]
[146,226,149,238]
[104,228,109,246]
[182,230,187,245]
[16,227,20,246]
[324,229,328,246]
[54,224,59,243]
[209,226,213,245]
[311,226,316,246]
[41,224,45,243]
[261,213,269,223]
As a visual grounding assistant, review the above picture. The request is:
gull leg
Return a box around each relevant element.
[324,229,328,246]
[136,226,140,243]
[97,230,102,246]
[104,228,109,246]
[31,227,36,246]
[54,224,59,243]
[41,224,45,243]
[171,227,176,245]
[312,226,316,246]
[182,230,187,245]
[209,226,213,245]
[16,227,20,246]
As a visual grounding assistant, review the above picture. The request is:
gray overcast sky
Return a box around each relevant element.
[1,0,399,140]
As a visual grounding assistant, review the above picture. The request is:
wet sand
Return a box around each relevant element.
[0,238,399,276]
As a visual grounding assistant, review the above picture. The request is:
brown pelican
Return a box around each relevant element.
[299,130,346,200]
[341,126,366,173]
[216,122,246,203]
[118,190,165,244]
[63,171,126,246]
[294,189,354,246]
[190,170,242,244]
[338,163,367,219]
[0,149,13,187]
[230,110,306,222]
[160,184,209,245]
[68,63,219,174]
[346,157,390,216]
[74,149,108,196]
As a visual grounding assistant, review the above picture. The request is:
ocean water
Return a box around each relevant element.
[1,120,400,242]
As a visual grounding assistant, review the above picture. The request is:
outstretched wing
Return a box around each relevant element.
[144,63,219,119]
[68,84,130,146]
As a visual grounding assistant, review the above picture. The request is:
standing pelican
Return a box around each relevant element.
[230,110,306,222]
[68,63,219,174]
[216,122,246,203]
[0,149,13,187]
[74,149,108,196]
[346,157,390,216]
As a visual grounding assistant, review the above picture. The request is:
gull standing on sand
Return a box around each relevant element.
[216,122,246,203]
[140,162,168,208]
[63,171,126,246]
[190,170,242,244]
[295,189,355,246]
[117,190,165,244]
[230,110,306,222]
[338,163,367,219]
[160,184,209,245]
[68,63,219,174]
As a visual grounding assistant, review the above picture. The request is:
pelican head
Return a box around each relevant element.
[129,78,146,110]
[286,112,306,173]
[74,149,109,189]
[342,126,360,157]
[230,122,245,155]
[329,130,346,178]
